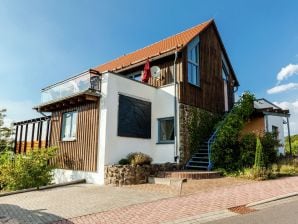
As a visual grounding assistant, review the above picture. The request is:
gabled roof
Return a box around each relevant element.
[94,20,213,73]
[254,98,290,116]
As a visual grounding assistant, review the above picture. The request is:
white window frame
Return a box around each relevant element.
[157,117,174,144]
[61,111,78,141]
[187,36,200,86]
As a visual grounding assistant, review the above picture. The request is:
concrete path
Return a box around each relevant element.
[0,184,172,224]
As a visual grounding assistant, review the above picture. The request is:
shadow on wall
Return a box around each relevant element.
[54,169,99,184]
[0,204,73,224]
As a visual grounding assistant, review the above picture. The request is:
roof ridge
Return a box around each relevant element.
[97,19,212,69]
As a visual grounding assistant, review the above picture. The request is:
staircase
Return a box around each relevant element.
[186,138,214,171]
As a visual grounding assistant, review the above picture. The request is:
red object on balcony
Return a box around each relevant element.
[142,59,151,83]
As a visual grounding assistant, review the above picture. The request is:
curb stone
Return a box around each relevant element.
[0,179,86,197]
[247,192,298,207]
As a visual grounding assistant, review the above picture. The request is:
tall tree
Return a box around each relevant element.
[0,109,13,152]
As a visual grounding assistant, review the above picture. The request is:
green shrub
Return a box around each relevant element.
[188,108,220,156]
[118,158,129,165]
[211,92,255,171]
[279,165,298,175]
[285,135,298,155]
[254,137,264,168]
[0,147,57,191]
[261,132,279,167]
[241,167,272,180]
[127,152,152,165]
[239,133,257,168]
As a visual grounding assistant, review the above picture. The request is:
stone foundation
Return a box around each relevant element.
[179,103,217,163]
[104,163,180,186]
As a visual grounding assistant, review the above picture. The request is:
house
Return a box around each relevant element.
[13,19,240,184]
[242,98,290,154]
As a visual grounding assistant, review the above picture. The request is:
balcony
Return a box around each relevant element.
[36,69,101,112]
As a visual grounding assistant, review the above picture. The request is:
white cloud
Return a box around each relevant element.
[0,100,40,127]
[267,82,298,94]
[277,64,298,82]
[274,100,298,135]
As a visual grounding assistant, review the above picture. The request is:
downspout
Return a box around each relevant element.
[173,51,178,162]
[286,117,292,156]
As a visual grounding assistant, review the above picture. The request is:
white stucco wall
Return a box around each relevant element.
[99,72,176,168]
[54,72,176,185]
[266,115,285,154]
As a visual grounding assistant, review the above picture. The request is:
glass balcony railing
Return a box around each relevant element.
[41,70,101,104]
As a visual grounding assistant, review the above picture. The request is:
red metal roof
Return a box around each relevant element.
[94,20,213,73]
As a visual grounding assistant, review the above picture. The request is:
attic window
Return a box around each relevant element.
[222,54,229,80]
[187,36,200,86]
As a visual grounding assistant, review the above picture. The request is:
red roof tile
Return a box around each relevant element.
[94,20,213,73]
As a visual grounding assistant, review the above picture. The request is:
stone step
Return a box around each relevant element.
[148,177,186,186]
[191,157,209,162]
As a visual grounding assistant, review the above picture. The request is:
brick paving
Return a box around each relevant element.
[53,176,298,224]
[124,177,253,196]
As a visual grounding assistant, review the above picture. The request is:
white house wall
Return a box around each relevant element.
[266,115,285,154]
[99,72,176,169]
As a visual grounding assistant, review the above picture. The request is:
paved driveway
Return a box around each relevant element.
[0,184,172,224]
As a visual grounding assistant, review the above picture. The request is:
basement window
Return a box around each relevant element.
[158,117,174,144]
[61,111,78,141]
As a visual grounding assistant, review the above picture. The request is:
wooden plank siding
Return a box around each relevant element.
[15,141,47,152]
[50,101,99,172]
[147,57,183,87]
[121,55,182,88]
[179,24,234,113]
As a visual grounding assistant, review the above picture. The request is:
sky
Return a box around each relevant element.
[0,0,298,134]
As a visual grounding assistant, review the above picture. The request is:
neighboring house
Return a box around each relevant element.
[242,98,290,154]
[13,19,240,184]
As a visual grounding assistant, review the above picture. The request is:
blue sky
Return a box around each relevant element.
[1,0,298,133]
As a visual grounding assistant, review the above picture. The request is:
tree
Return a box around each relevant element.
[0,109,13,152]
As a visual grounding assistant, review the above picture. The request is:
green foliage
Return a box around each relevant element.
[0,147,57,191]
[211,92,256,171]
[0,109,14,152]
[118,158,130,165]
[254,137,264,168]
[188,108,220,156]
[127,152,152,165]
[285,134,298,155]
[239,133,256,168]
[261,132,279,166]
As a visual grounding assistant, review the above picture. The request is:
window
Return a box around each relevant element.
[158,117,174,143]
[61,111,78,141]
[118,94,151,138]
[222,55,229,80]
[128,72,142,81]
[272,126,279,140]
[187,37,200,86]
